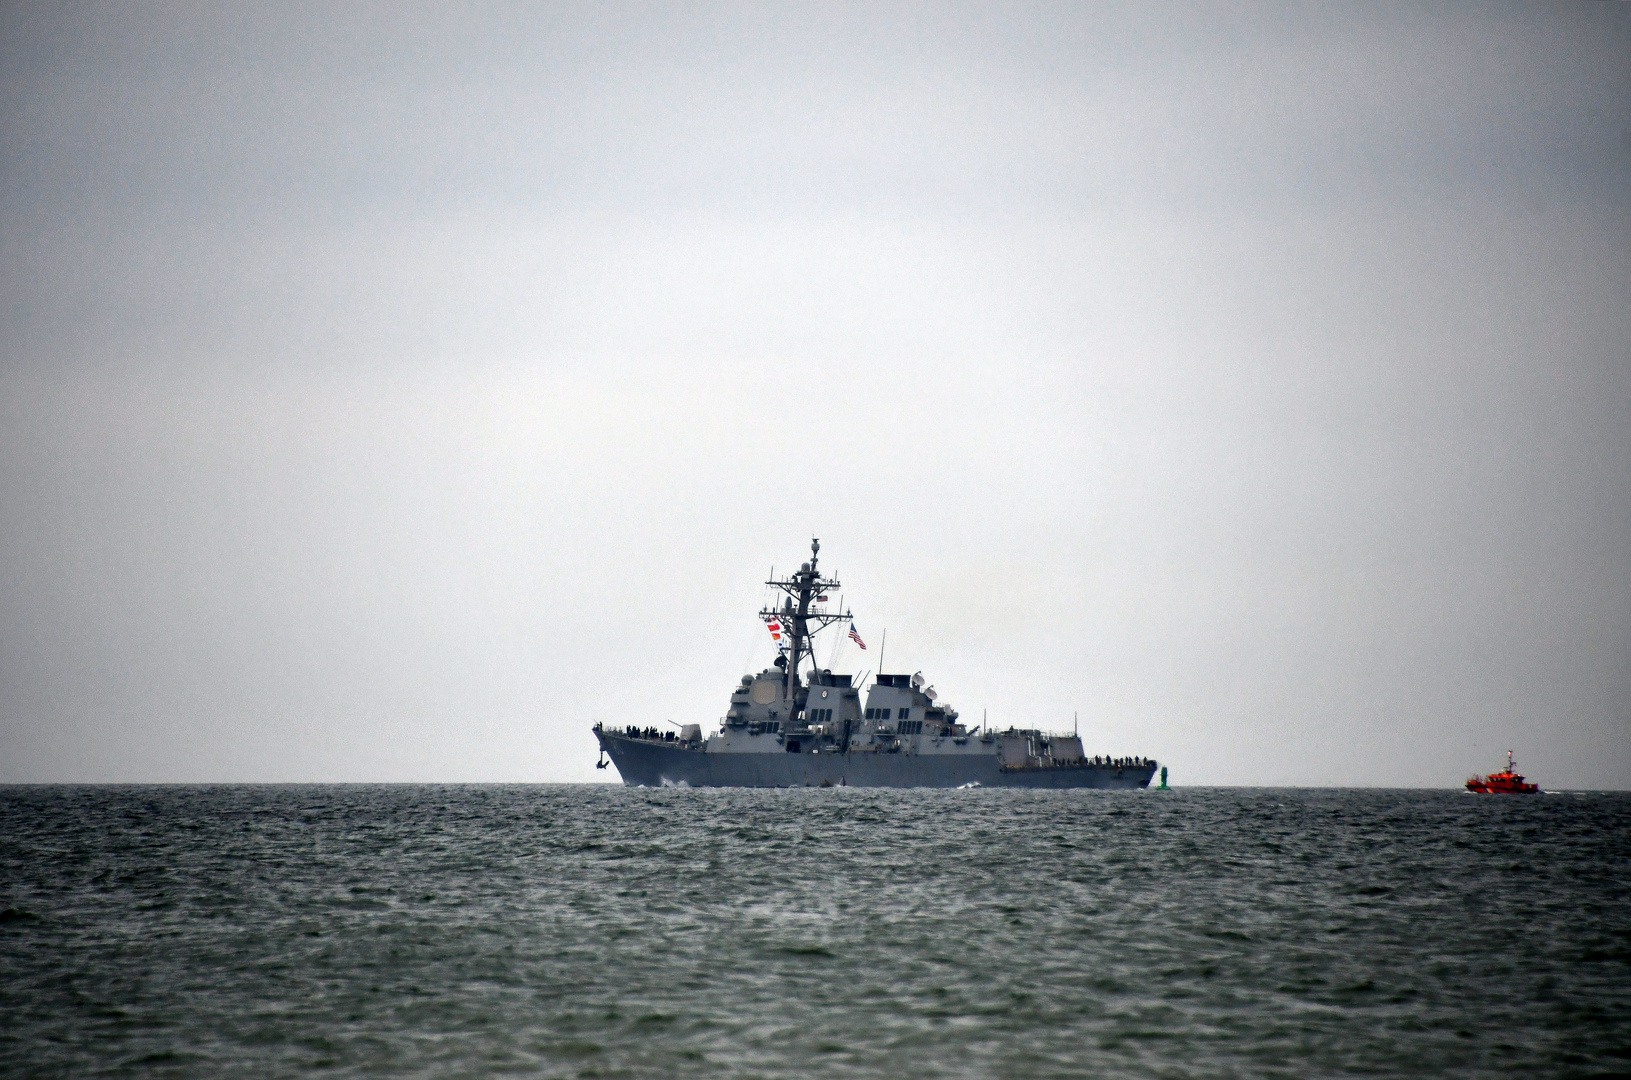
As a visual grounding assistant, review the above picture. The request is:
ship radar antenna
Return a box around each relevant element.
[761,541,845,707]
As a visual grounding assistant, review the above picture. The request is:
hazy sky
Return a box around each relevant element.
[2,2,1627,786]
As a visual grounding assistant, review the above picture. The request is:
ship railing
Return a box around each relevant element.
[998,756,1158,772]
[614,726,683,743]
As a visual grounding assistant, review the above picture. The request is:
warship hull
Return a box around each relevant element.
[595,731,1155,789]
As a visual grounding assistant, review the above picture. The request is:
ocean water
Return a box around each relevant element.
[1,785,1627,1079]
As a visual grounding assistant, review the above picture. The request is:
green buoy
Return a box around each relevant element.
[1157,765,1168,790]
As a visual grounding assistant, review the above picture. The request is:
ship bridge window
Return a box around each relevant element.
[897,708,910,720]
[898,720,923,735]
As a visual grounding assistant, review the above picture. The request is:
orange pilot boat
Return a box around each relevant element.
[1465,750,1540,794]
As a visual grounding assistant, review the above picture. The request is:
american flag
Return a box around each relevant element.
[848,623,867,649]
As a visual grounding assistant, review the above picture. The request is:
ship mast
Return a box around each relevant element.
[762,538,848,711]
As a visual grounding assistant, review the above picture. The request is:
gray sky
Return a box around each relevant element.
[2,2,1627,786]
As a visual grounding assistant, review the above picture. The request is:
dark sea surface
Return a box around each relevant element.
[2,785,1628,1079]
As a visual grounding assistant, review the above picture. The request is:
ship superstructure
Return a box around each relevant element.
[592,541,1157,789]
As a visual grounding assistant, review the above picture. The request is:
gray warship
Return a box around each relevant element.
[592,540,1157,789]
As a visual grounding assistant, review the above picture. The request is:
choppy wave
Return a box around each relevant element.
[2,785,1627,1078]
